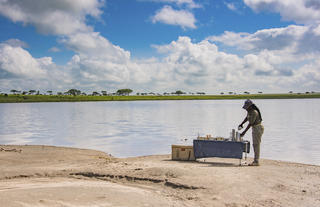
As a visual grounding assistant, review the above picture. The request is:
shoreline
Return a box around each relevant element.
[1,145,319,206]
[1,93,320,103]
[1,144,319,167]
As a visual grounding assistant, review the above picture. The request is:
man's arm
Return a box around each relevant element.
[239,117,248,129]
[240,123,252,137]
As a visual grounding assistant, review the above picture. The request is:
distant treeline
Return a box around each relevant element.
[1,89,207,96]
[2,88,318,97]
[1,93,320,103]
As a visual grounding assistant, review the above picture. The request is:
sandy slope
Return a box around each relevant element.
[0,145,319,207]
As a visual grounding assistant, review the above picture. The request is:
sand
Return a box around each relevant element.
[0,145,319,207]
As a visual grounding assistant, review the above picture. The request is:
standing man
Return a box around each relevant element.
[239,99,264,166]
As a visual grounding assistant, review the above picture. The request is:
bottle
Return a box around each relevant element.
[232,129,236,141]
[236,132,240,141]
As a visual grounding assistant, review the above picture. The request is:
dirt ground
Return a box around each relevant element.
[0,145,319,207]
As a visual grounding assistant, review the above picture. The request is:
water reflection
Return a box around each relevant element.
[0,99,319,165]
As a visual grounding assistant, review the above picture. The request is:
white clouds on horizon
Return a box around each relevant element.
[1,35,320,93]
[151,5,197,29]
[63,32,133,87]
[206,22,320,89]
[0,43,47,78]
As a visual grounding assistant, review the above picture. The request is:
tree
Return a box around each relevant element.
[29,90,36,95]
[101,91,107,96]
[65,89,81,96]
[175,90,184,95]
[116,89,133,96]
[92,91,100,96]
[10,89,17,94]
[47,90,53,95]
[196,92,205,95]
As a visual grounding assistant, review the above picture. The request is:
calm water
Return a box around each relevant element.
[0,99,319,165]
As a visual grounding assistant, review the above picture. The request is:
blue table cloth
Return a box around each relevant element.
[193,140,250,159]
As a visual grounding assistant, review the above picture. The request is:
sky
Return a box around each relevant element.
[0,0,320,94]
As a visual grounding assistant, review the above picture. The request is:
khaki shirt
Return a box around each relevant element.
[247,109,261,126]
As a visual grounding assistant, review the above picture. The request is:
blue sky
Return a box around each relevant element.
[0,0,320,94]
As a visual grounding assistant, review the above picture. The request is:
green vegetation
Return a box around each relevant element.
[116,89,133,95]
[65,89,81,96]
[1,93,320,103]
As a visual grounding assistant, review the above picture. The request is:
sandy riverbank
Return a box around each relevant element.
[0,145,319,207]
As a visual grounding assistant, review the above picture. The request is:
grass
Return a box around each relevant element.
[0,93,320,103]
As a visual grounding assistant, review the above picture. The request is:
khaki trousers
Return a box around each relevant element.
[252,124,264,163]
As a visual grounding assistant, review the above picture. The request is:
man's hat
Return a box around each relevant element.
[242,99,253,109]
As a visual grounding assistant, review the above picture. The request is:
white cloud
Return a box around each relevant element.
[4,39,28,48]
[206,23,320,91]
[142,0,202,9]
[60,32,139,88]
[147,0,201,29]
[153,37,244,87]
[0,43,47,78]
[169,0,202,8]
[0,0,103,35]
[207,24,320,56]
[226,3,237,11]
[244,0,320,24]
[151,5,196,29]
[152,36,320,92]
[294,59,320,88]
[60,32,130,62]
[0,41,74,91]
[49,47,61,53]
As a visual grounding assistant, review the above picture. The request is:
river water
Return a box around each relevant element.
[0,99,319,165]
